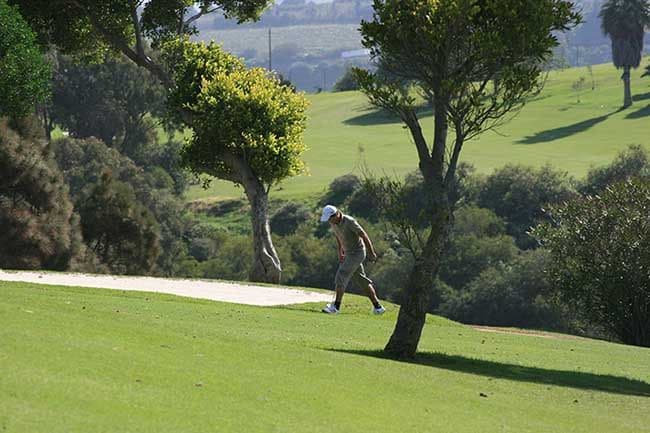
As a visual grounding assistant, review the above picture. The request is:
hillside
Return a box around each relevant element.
[1,281,649,432]
[187,60,650,201]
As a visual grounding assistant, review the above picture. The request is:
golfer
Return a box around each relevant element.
[320,205,385,315]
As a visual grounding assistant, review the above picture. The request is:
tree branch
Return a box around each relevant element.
[184,6,222,28]
[67,0,173,88]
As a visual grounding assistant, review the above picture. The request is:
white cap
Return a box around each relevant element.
[320,205,338,222]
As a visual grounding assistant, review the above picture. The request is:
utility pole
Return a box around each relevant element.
[268,28,272,72]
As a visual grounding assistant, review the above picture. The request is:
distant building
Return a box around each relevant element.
[341,49,370,59]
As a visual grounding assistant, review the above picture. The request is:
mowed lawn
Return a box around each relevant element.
[188,61,650,201]
[1,281,649,433]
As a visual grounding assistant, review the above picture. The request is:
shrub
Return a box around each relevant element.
[319,174,361,207]
[533,178,650,347]
[271,202,312,236]
[477,164,575,249]
[579,144,649,195]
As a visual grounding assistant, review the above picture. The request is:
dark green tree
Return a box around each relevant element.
[0,117,81,269]
[476,164,575,249]
[533,178,650,347]
[599,0,650,108]
[354,0,580,357]
[52,136,187,276]
[0,0,50,117]
[51,53,166,152]
[77,171,160,274]
[579,144,649,195]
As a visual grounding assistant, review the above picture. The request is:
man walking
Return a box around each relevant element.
[320,205,385,315]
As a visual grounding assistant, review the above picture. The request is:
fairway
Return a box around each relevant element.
[187,61,650,201]
[2,282,649,433]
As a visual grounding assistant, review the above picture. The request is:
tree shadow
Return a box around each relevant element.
[330,349,650,397]
[625,104,650,120]
[517,109,623,145]
[344,105,434,126]
[632,92,650,103]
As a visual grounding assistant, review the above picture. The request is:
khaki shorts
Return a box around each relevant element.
[335,250,373,290]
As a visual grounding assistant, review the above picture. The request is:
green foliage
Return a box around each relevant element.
[533,178,650,347]
[0,117,80,269]
[52,136,188,275]
[439,207,519,290]
[599,0,650,68]
[357,0,581,140]
[142,0,270,47]
[10,0,270,59]
[0,0,50,117]
[270,202,312,236]
[333,68,360,92]
[51,53,166,150]
[77,172,160,274]
[162,39,309,187]
[579,144,649,195]
[476,164,575,249]
[318,174,361,207]
[437,249,567,330]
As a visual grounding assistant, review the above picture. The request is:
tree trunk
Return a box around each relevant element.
[243,180,282,284]
[622,67,632,108]
[384,197,451,358]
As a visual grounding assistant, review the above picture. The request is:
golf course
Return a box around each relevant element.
[187,60,650,202]
[2,280,649,433]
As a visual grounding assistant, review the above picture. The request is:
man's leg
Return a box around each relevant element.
[352,264,382,308]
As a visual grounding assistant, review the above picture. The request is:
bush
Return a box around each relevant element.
[271,202,312,236]
[579,144,649,195]
[437,249,567,329]
[77,172,160,274]
[333,68,360,92]
[533,178,650,347]
[319,174,361,207]
[476,164,575,249]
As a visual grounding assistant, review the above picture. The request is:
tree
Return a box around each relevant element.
[0,117,81,269]
[533,178,650,347]
[77,171,160,274]
[51,53,166,153]
[11,0,311,284]
[333,68,361,92]
[162,39,308,283]
[354,0,580,358]
[476,164,575,249]
[579,144,649,195]
[599,0,650,108]
[0,0,50,117]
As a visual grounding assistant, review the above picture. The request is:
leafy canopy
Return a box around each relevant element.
[162,39,308,187]
[533,178,650,347]
[0,0,50,117]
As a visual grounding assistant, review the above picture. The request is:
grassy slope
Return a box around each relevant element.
[2,281,649,433]
[187,61,650,201]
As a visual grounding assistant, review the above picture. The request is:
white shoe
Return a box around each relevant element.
[373,305,386,315]
[322,303,339,314]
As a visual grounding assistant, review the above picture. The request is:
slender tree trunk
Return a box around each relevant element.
[385,100,452,359]
[622,66,632,108]
[243,179,282,284]
[384,196,451,358]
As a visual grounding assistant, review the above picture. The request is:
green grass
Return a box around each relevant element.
[2,281,649,432]
[187,60,650,202]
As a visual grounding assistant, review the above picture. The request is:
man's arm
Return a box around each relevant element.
[335,235,345,263]
[360,230,378,262]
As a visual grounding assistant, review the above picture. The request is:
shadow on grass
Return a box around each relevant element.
[344,105,433,126]
[632,92,650,103]
[330,349,650,397]
[625,104,650,120]
[517,108,623,144]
